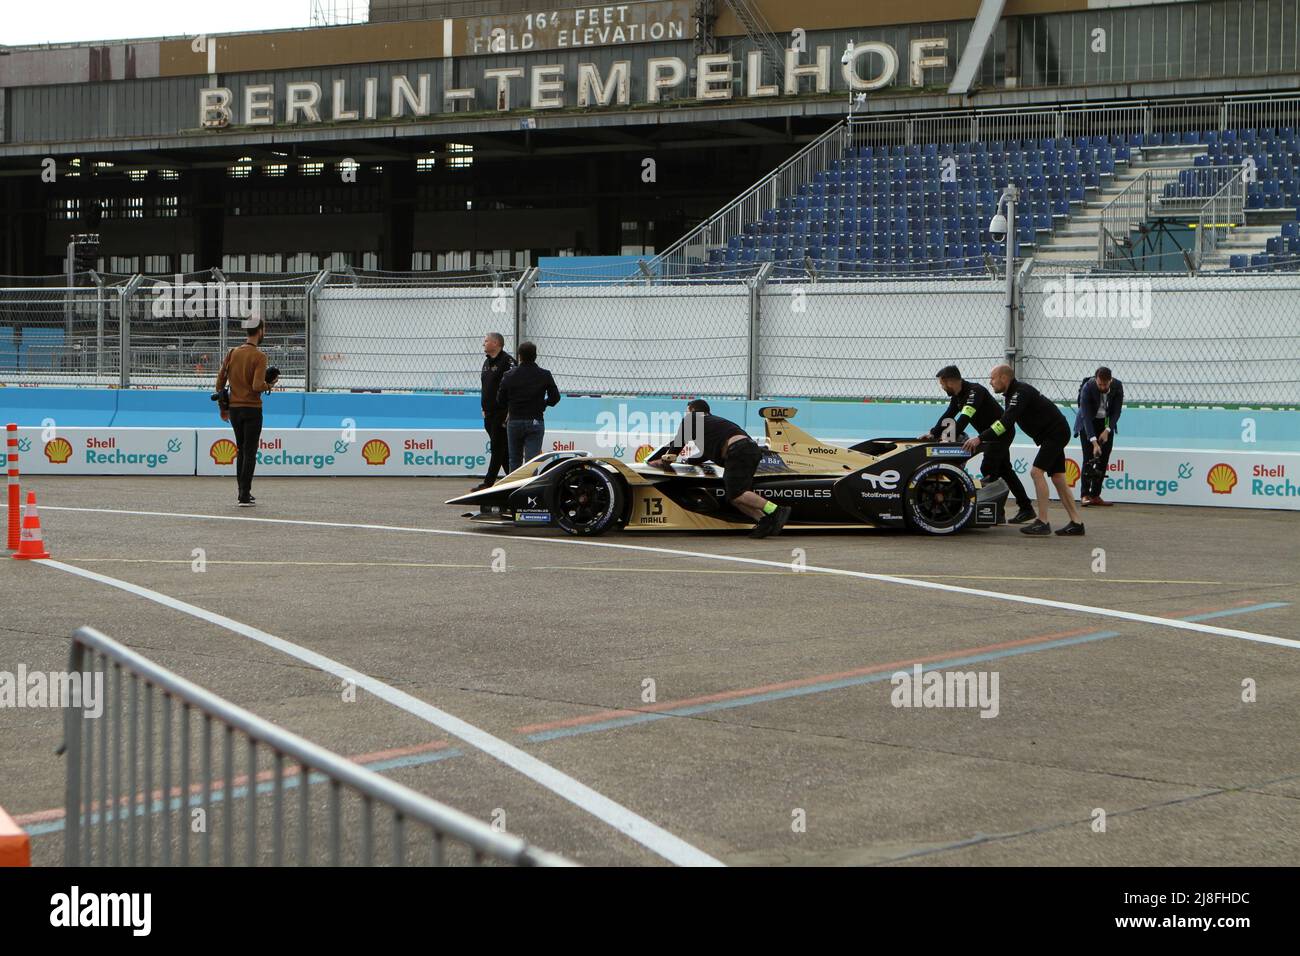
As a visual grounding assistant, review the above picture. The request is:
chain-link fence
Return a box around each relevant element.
[0,283,122,385]
[3,265,1298,406]
[758,278,1006,399]
[523,276,751,397]
[1020,271,1300,406]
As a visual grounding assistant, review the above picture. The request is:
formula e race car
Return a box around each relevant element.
[446,406,1010,536]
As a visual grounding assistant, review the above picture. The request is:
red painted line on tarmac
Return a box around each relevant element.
[11,739,450,826]
[515,597,1266,736]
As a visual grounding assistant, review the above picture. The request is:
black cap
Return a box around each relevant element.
[936,365,961,380]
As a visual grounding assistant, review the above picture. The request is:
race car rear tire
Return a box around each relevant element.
[903,461,977,535]
[547,461,627,536]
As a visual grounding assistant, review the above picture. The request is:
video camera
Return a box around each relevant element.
[210,386,230,407]
[265,366,281,385]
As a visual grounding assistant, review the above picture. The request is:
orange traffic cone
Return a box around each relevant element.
[11,491,50,560]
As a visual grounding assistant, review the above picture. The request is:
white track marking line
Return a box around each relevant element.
[41,505,1299,650]
[34,557,723,867]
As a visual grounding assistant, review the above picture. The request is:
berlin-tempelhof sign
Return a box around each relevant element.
[198,40,951,128]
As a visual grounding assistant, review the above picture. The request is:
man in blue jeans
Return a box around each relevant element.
[497,341,561,472]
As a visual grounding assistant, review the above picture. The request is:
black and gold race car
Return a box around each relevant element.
[446,406,1010,536]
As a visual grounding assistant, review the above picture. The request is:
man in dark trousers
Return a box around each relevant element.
[473,332,514,490]
[497,341,561,472]
[919,365,1035,524]
[647,399,792,539]
[214,317,277,507]
[963,365,1085,536]
[1074,366,1124,507]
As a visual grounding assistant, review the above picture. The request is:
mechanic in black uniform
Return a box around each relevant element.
[647,399,792,539]
[919,365,1035,524]
[962,365,1085,536]
[472,332,514,491]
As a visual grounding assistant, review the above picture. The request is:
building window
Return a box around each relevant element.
[158,169,180,181]
[156,196,180,218]
[228,156,254,179]
[264,163,288,177]
[300,162,324,176]
[126,169,149,182]
[416,155,437,172]
[446,143,474,169]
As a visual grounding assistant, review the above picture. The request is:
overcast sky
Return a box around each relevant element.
[1,0,370,46]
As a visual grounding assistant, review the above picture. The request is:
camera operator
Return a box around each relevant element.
[215,317,278,507]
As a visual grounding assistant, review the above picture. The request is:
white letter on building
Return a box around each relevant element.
[530,64,565,109]
[909,38,949,87]
[244,85,275,126]
[485,67,525,111]
[746,51,779,97]
[576,61,630,107]
[843,41,898,91]
[200,88,233,128]
[695,53,733,101]
[784,46,831,95]
[285,82,322,124]
[646,57,687,103]
[391,74,432,118]
[332,79,359,121]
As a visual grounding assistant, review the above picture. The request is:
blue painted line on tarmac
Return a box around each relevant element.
[26,601,1289,839]
[27,748,464,837]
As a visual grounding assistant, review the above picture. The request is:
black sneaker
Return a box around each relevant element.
[238,497,255,508]
[749,513,774,538]
[1019,519,1051,536]
[1055,521,1085,536]
[766,505,793,537]
[1008,506,1037,524]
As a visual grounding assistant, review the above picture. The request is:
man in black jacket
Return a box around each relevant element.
[474,332,514,490]
[963,365,1085,536]
[497,341,561,472]
[1074,367,1124,507]
[647,399,792,538]
[920,365,1035,524]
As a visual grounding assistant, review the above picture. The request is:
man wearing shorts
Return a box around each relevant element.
[962,365,1084,536]
[647,399,792,539]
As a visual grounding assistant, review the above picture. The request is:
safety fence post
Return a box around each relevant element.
[304,268,331,392]
[118,274,145,389]
[748,261,774,400]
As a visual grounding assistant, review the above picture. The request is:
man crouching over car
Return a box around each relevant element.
[647,399,791,539]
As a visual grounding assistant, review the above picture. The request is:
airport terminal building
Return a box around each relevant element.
[1,0,1298,277]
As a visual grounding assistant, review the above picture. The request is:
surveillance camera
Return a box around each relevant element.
[988,212,1008,241]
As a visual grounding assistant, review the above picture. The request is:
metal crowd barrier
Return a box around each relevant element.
[61,626,572,867]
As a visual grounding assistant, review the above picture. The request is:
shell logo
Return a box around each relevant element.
[209,439,238,466]
[634,444,655,463]
[44,437,73,464]
[1207,462,1237,495]
[1064,458,1080,487]
[361,439,390,466]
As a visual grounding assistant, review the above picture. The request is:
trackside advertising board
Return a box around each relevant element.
[10,426,1299,510]
[13,427,195,475]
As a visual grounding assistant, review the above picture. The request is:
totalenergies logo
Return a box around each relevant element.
[1206,463,1238,495]
[44,438,73,464]
[209,439,238,465]
[1064,458,1080,488]
[634,444,655,463]
[361,439,390,466]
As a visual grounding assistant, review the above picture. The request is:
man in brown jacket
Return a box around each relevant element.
[215,318,276,506]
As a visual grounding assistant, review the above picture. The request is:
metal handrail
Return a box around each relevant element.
[63,626,572,866]
[651,119,850,278]
[1194,168,1248,270]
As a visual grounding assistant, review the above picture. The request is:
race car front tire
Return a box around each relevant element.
[547,461,627,536]
[903,461,977,535]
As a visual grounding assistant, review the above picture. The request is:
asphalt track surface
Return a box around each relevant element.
[2,476,1297,866]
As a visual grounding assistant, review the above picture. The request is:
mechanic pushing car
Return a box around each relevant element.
[963,365,1085,537]
[920,365,1035,525]
[647,399,792,539]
